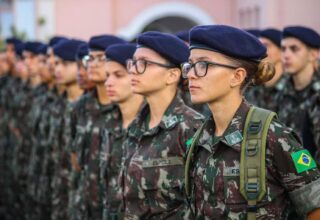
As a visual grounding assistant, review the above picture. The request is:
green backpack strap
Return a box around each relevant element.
[184,120,208,197]
[239,106,277,220]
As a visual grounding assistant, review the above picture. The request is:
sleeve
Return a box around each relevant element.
[268,120,320,215]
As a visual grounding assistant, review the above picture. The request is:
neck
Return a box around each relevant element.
[265,61,283,88]
[146,87,177,129]
[57,84,66,95]
[66,81,84,102]
[96,83,111,105]
[47,80,55,90]
[208,93,242,136]
[119,94,144,129]
[30,75,42,87]
[292,64,314,91]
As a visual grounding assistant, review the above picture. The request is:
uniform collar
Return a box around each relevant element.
[128,93,186,138]
[285,71,320,96]
[198,100,251,153]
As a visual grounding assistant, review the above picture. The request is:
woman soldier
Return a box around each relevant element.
[122,31,204,219]
[183,25,320,220]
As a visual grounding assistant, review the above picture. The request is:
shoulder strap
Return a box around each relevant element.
[239,106,277,220]
[184,120,208,196]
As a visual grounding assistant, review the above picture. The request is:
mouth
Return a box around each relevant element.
[284,63,291,68]
[131,79,140,86]
[106,90,116,96]
[189,85,200,91]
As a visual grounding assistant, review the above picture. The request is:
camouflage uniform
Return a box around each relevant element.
[68,90,97,220]
[73,89,119,220]
[26,84,55,220]
[4,76,33,219]
[121,94,204,219]
[49,92,69,220]
[245,74,288,112]
[0,73,17,219]
[302,93,320,164]
[99,105,127,220]
[277,72,320,136]
[186,100,320,219]
[0,74,7,219]
[10,79,35,219]
[32,87,61,220]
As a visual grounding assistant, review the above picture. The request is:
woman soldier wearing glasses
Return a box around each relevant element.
[122,32,204,219]
[183,25,320,220]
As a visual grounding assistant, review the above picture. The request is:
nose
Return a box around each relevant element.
[127,63,138,75]
[104,74,114,88]
[187,67,197,80]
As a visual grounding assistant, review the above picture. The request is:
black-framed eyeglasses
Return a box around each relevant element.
[181,61,239,78]
[82,54,106,67]
[126,59,176,74]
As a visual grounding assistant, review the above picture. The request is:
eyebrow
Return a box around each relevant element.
[133,55,148,60]
[189,56,212,62]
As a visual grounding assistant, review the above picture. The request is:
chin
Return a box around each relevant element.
[131,87,144,95]
[190,97,207,105]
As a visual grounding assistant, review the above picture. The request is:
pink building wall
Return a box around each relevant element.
[54,0,320,40]
[54,0,235,40]
[55,0,114,40]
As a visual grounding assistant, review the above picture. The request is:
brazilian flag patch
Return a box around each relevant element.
[291,149,316,174]
[186,138,193,149]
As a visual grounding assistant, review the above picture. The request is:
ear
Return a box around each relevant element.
[309,48,319,62]
[166,68,181,85]
[230,68,247,88]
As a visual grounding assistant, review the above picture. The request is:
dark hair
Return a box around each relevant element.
[228,57,275,91]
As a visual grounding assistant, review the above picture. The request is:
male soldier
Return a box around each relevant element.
[245,28,286,111]
[68,42,96,220]
[73,34,126,220]
[76,43,96,91]
[49,39,85,220]
[101,43,144,220]
[28,36,68,220]
[302,93,320,165]
[277,26,320,137]
[0,38,26,220]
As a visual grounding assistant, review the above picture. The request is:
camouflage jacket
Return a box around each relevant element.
[99,105,124,213]
[49,92,69,219]
[186,100,320,219]
[277,72,320,136]
[72,89,120,219]
[245,74,288,112]
[302,93,320,164]
[122,94,204,219]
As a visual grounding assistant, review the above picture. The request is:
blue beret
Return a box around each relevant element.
[49,36,68,47]
[76,43,88,61]
[15,42,25,57]
[53,39,86,61]
[89,35,127,51]
[176,30,190,43]
[190,25,267,62]
[259,28,282,48]
[244,29,261,37]
[37,44,48,55]
[24,41,44,54]
[6,37,22,47]
[137,31,189,66]
[283,26,320,48]
[105,43,136,67]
